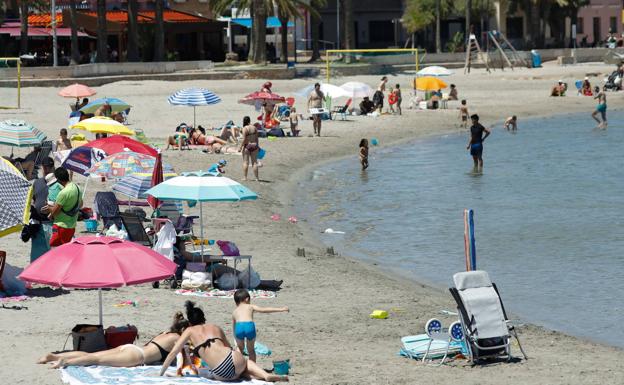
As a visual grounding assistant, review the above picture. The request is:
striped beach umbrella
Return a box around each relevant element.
[0,120,47,148]
[87,151,175,180]
[79,97,131,114]
[168,88,221,128]
[0,158,33,237]
[464,209,477,271]
[145,171,257,256]
[112,172,177,199]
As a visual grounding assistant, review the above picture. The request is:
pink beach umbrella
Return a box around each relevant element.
[19,236,176,324]
[58,83,97,101]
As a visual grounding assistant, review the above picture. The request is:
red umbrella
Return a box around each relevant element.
[238,91,286,106]
[58,83,97,100]
[147,152,163,209]
[19,236,176,324]
[83,135,157,157]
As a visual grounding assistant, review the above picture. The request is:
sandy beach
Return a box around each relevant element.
[1,63,623,384]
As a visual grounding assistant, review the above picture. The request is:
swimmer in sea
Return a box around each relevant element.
[591,86,607,129]
[504,115,517,131]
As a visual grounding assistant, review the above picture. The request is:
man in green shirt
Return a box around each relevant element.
[47,167,81,246]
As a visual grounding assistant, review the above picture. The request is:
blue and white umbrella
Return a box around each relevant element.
[112,172,177,199]
[145,171,256,255]
[168,88,221,127]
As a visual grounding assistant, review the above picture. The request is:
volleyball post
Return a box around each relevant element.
[0,57,21,110]
[324,48,423,84]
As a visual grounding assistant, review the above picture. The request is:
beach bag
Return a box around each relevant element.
[105,325,138,349]
[70,324,107,353]
[217,240,240,256]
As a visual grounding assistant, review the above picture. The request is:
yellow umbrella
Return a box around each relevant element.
[71,117,135,136]
[414,76,448,91]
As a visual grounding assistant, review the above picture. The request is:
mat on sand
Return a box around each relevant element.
[61,365,270,385]
[175,289,276,299]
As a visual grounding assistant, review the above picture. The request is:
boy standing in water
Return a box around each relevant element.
[467,114,491,172]
[591,86,607,128]
[504,115,518,130]
[359,139,369,170]
[232,289,289,363]
[459,100,469,129]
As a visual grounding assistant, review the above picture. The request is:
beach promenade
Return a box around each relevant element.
[0,63,622,384]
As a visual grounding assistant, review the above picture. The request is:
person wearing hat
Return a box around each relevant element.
[581,77,593,96]
[28,157,55,262]
[208,159,227,175]
[261,82,273,93]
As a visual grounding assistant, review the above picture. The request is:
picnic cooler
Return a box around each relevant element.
[71,324,107,352]
[105,325,138,348]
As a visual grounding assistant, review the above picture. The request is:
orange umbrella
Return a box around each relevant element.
[58,83,97,100]
[414,77,448,91]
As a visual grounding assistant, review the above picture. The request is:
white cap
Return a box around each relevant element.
[584,77,589,80]
[558,79,563,83]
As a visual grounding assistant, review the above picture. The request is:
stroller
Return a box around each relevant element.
[449,270,528,363]
[604,69,622,91]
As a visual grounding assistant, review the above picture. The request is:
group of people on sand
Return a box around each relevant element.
[551,78,608,128]
[38,298,289,382]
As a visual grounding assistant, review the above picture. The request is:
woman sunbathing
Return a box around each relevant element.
[38,312,189,368]
[159,301,287,382]
[189,128,227,147]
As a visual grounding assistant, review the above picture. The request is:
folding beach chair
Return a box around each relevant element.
[331,98,352,121]
[94,192,123,230]
[120,212,152,247]
[449,270,527,364]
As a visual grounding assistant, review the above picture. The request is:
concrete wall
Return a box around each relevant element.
[0,60,215,79]
[577,0,622,45]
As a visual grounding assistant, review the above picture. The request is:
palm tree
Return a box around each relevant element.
[69,0,80,64]
[209,0,269,64]
[96,0,108,62]
[307,0,326,62]
[274,0,317,63]
[154,0,165,61]
[19,0,28,55]
[126,0,139,61]
[343,0,355,49]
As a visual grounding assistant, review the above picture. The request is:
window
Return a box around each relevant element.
[610,17,617,33]
[576,18,583,34]
[369,20,394,43]
[593,17,601,43]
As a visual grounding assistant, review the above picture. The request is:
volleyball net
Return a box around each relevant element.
[324,48,425,83]
[0,58,22,110]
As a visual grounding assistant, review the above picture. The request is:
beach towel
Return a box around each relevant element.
[399,334,466,360]
[175,289,276,299]
[60,366,270,385]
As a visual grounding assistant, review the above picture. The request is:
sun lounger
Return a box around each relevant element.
[449,270,528,363]
[120,212,152,248]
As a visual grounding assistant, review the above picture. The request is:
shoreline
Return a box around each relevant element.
[1,64,623,384]
[283,110,624,351]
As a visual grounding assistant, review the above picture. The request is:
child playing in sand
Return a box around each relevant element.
[459,100,469,129]
[288,107,302,136]
[232,289,289,362]
[359,138,369,170]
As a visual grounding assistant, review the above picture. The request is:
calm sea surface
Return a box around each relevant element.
[296,112,624,348]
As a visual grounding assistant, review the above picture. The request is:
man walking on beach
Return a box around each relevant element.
[46,167,81,246]
[467,114,490,172]
[591,86,607,128]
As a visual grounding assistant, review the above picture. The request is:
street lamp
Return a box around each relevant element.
[51,0,58,67]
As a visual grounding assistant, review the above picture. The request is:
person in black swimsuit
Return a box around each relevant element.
[159,301,287,382]
[466,114,491,172]
[38,312,188,368]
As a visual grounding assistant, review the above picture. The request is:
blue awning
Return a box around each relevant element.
[231,17,294,28]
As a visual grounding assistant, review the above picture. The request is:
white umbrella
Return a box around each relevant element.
[296,83,349,98]
[339,82,374,98]
[417,66,454,77]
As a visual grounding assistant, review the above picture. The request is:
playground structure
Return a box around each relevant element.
[465,31,527,73]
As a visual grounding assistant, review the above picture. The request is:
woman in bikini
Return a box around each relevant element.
[239,116,260,181]
[159,301,286,382]
[38,312,189,368]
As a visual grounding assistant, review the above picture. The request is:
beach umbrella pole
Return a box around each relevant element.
[98,288,103,325]
[193,106,196,128]
[199,202,204,257]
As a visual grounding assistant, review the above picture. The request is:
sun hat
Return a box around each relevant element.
[45,173,57,186]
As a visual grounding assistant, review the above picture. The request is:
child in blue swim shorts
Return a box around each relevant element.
[232,289,289,362]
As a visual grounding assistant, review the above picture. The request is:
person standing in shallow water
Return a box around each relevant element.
[467,114,490,172]
[591,86,607,128]
[359,139,369,170]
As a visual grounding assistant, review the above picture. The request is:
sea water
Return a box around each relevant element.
[297,112,624,348]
